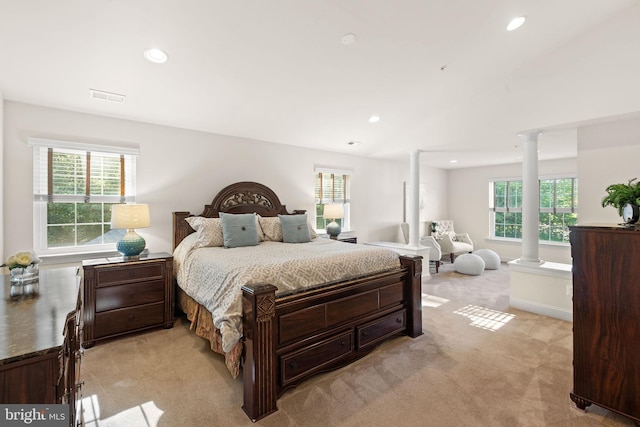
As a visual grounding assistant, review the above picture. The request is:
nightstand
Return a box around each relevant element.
[82,252,173,348]
[338,236,357,244]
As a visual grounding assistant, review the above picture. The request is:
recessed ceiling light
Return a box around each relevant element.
[341,33,356,45]
[368,115,380,123]
[347,140,362,146]
[449,159,458,163]
[144,48,168,63]
[507,16,526,31]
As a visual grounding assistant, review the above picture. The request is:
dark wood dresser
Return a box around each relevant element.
[82,252,173,348]
[0,266,82,426]
[569,225,640,425]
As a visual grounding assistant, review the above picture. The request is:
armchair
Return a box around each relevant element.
[399,222,442,273]
[432,219,473,262]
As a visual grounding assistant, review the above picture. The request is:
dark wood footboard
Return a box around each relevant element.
[241,255,422,421]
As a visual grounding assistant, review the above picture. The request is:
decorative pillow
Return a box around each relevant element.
[258,215,283,242]
[185,217,224,248]
[219,212,259,248]
[308,226,318,239]
[279,214,311,243]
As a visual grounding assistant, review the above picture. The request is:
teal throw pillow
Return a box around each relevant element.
[279,214,311,243]
[219,212,259,248]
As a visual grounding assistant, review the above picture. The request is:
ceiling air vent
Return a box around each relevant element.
[89,89,126,103]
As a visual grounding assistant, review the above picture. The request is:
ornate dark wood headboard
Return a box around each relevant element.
[172,181,302,250]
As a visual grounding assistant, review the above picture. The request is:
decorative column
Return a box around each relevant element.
[517,130,543,265]
[407,150,421,248]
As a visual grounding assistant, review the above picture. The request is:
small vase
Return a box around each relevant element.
[10,263,39,285]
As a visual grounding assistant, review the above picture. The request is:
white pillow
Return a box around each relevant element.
[185,217,224,248]
[258,215,283,241]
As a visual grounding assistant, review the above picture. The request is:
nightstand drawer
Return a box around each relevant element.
[96,263,164,287]
[94,302,165,338]
[95,279,165,312]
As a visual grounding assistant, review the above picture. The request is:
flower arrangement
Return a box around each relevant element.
[2,251,40,270]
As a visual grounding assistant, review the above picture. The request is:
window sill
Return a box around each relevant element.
[484,237,569,248]
[39,249,150,267]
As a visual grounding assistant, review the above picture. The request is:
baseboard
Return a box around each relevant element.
[509,297,573,322]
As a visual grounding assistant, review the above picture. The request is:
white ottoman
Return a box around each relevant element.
[454,253,485,276]
[473,249,501,270]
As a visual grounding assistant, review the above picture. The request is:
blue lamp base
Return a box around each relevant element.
[117,229,146,259]
[326,221,341,240]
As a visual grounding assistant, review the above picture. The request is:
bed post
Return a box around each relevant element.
[399,255,423,338]
[241,283,278,421]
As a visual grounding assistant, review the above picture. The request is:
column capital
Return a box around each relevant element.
[517,130,543,142]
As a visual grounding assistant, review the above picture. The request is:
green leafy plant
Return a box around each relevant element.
[601,178,640,216]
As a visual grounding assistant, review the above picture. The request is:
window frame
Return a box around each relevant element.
[314,166,352,233]
[489,175,577,245]
[29,137,139,256]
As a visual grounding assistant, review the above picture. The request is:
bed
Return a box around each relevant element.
[172,181,423,421]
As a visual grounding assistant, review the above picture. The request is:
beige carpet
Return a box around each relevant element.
[81,262,635,427]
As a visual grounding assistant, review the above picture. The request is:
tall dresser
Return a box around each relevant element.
[569,225,640,425]
[0,266,83,426]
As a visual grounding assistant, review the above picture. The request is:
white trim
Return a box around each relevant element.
[509,297,573,322]
[28,137,140,156]
[314,166,353,175]
[508,259,572,279]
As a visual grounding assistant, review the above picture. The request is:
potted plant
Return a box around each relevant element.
[601,178,640,217]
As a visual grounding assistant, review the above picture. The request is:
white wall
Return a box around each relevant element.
[577,116,640,224]
[446,158,577,264]
[3,101,440,259]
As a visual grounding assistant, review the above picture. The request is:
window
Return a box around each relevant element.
[489,177,577,243]
[314,167,351,232]
[30,138,139,255]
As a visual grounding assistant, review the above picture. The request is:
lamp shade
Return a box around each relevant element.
[111,204,151,229]
[323,204,344,220]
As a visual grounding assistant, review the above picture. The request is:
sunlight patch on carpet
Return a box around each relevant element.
[422,293,450,307]
[453,304,515,331]
[82,394,164,427]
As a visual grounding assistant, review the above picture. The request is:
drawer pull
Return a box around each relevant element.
[128,314,135,321]
[289,361,298,369]
[341,340,346,346]
[363,331,369,337]
[396,317,402,323]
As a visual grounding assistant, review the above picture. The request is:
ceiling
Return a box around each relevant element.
[1,0,640,169]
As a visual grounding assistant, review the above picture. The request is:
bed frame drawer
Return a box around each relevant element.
[357,309,406,350]
[94,302,165,338]
[95,279,165,312]
[280,331,354,385]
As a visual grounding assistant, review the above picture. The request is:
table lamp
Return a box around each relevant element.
[323,204,344,239]
[111,203,151,259]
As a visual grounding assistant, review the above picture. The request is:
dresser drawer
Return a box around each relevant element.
[95,279,165,312]
[357,310,405,350]
[94,302,165,338]
[280,331,353,385]
[96,263,164,287]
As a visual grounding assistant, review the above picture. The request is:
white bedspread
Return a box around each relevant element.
[174,236,400,352]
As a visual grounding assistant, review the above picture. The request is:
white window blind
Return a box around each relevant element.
[30,137,138,203]
[314,167,351,204]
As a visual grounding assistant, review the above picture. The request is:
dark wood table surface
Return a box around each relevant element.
[0,266,80,364]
